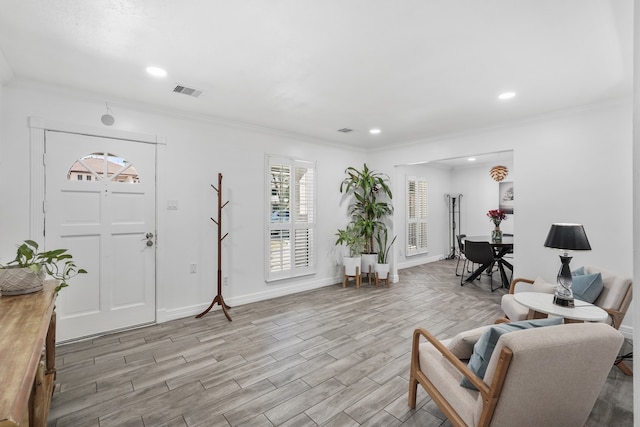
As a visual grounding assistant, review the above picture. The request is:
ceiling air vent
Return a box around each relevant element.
[173,85,203,98]
[337,128,353,133]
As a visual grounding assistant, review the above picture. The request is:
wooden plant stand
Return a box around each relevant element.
[342,266,361,288]
[375,272,390,288]
[196,173,232,321]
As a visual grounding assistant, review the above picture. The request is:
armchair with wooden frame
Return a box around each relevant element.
[408,322,623,427]
[498,265,633,375]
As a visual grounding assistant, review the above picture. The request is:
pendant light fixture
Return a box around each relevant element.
[489,165,509,182]
[101,102,115,126]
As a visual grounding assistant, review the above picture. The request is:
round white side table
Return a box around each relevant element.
[514,292,608,322]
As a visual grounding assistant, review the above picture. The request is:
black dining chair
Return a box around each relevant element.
[455,234,466,276]
[455,234,477,276]
[460,240,499,291]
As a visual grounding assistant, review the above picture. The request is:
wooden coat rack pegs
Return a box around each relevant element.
[196,172,232,321]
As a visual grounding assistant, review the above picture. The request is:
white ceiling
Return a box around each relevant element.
[0,1,633,149]
[428,151,513,169]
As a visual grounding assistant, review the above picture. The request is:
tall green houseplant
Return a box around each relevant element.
[340,163,393,254]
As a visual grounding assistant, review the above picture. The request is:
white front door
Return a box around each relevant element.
[44,130,156,342]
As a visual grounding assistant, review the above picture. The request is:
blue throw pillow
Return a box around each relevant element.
[572,266,586,276]
[572,272,604,303]
[460,317,563,390]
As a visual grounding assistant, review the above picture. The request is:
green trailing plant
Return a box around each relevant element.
[1,240,87,292]
[335,223,366,257]
[375,228,397,264]
[339,163,393,254]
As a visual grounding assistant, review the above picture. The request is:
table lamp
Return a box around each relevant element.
[543,223,591,307]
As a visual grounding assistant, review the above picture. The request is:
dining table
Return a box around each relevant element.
[463,235,514,289]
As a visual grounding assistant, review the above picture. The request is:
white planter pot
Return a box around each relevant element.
[343,256,361,276]
[0,266,46,296]
[361,253,378,275]
[375,263,390,280]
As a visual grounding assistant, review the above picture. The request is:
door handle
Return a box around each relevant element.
[145,232,154,247]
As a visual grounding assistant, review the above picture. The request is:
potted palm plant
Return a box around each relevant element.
[374,228,397,281]
[0,240,87,295]
[335,223,366,276]
[340,163,393,277]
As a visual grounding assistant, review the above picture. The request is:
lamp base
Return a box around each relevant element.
[553,295,575,307]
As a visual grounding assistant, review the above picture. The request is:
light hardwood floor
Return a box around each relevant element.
[49,260,633,426]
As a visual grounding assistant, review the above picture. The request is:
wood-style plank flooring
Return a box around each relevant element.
[49,260,633,426]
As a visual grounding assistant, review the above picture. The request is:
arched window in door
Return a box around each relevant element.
[67,152,140,183]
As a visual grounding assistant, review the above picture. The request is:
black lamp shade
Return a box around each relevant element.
[544,223,591,251]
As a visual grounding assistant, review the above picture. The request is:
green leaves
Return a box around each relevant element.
[339,163,394,253]
[27,264,41,274]
[340,163,393,199]
[375,228,397,264]
[1,240,87,293]
[335,224,366,257]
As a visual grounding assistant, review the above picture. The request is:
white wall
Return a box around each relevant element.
[0,81,362,321]
[451,158,515,238]
[369,101,633,333]
[393,164,452,270]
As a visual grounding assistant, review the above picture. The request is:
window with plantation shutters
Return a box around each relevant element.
[407,176,428,255]
[267,156,316,281]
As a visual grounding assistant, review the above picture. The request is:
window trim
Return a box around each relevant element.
[265,155,316,282]
[406,175,428,256]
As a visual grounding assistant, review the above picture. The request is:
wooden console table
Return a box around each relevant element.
[0,281,57,427]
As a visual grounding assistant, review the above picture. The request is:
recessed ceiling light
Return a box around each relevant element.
[467,157,477,162]
[146,66,167,78]
[369,128,381,135]
[498,92,516,100]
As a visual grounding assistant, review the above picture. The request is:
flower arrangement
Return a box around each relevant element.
[487,209,507,226]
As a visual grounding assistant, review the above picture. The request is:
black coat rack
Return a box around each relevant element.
[196,173,231,321]
[445,194,463,260]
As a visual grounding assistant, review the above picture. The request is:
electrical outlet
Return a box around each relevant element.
[223,276,229,286]
[189,263,197,274]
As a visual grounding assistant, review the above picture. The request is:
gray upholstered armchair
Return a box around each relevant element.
[499,265,632,374]
[408,322,623,427]
[500,266,632,329]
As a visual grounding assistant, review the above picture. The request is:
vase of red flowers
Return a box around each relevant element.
[487,209,507,242]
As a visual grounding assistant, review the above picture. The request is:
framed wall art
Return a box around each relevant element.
[499,181,514,214]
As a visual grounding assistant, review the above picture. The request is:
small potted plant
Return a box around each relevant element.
[374,228,397,281]
[335,223,366,277]
[0,240,87,295]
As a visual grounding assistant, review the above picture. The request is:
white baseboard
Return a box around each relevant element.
[226,276,341,307]
[397,253,444,270]
[157,275,342,323]
[156,304,210,323]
